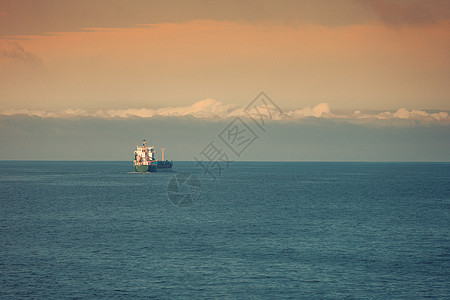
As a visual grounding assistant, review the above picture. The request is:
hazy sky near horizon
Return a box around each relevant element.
[1,0,449,112]
[1,115,449,161]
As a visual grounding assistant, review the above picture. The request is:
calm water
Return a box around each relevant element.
[0,161,449,299]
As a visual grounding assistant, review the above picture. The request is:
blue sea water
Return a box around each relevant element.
[0,161,449,299]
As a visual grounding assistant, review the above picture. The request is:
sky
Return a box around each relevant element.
[0,0,449,161]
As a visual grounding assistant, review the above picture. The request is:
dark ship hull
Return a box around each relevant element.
[156,161,173,172]
[133,162,173,172]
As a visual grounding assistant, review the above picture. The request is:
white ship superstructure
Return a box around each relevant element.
[134,140,156,166]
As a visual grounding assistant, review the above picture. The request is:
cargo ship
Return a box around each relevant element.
[133,140,173,172]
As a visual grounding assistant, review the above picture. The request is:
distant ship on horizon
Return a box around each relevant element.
[133,140,173,172]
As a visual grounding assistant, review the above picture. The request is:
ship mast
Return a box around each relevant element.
[161,148,166,161]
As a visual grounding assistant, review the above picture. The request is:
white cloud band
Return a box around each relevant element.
[1,99,448,123]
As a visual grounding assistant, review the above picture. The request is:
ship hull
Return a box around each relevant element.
[156,166,172,172]
[134,164,158,172]
[156,161,173,172]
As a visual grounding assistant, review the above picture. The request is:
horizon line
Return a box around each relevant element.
[1,160,449,163]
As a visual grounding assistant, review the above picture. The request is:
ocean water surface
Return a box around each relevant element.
[0,161,449,298]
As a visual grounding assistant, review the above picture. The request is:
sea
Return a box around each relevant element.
[0,161,449,299]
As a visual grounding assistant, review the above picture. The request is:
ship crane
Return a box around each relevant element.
[161,148,166,161]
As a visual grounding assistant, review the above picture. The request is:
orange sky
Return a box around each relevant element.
[0,0,449,112]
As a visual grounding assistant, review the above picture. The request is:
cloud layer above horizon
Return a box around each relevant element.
[1,99,448,123]
[1,2,449,112]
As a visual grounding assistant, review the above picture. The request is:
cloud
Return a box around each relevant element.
[98,99,241,119]
[0,0,400,38]
[358,0,450,26]
[0,99,239,119]
[285,103,331,119]
[352,108,449,122]
[0,41,43,66]
[1,99,449,123]
[154,99,239,118]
